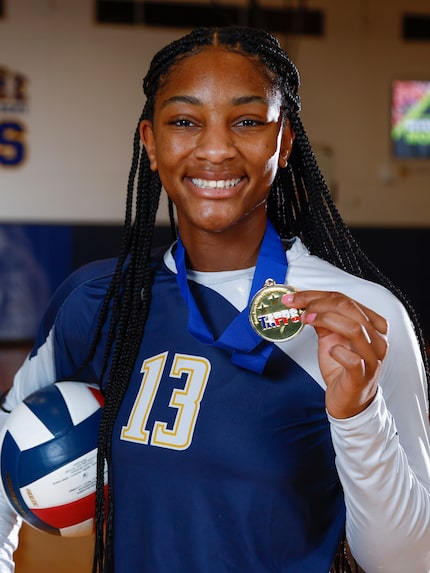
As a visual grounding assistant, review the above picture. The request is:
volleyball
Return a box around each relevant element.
[0,381,105,537]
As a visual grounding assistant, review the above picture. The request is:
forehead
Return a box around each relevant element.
[155,47,278,102]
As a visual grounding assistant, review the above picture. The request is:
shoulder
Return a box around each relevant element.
[286,238,406,321]
[33,258,119,350]
[287,239,428,412]
[49,258,117,312]
[34,250,170,350]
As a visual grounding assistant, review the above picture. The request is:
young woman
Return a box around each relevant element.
[1,26,430,573]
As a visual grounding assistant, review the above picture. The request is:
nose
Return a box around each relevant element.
[194,124,236,164]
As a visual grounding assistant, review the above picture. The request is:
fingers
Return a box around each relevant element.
[303,303,387,368]
[282,290,389,418]
[282,290,388,344]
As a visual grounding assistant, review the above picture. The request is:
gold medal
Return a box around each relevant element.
[249,279,304,342]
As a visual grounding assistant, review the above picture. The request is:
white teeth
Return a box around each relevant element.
[191,178,242,189]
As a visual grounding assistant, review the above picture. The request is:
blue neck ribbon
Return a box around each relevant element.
[174,220,289,374]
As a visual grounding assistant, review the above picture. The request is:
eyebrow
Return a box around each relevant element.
[160,94,268,109]
[160,95,201,109]
[231,95,268,106]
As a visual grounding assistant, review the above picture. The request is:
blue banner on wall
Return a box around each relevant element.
[0,224,72,341]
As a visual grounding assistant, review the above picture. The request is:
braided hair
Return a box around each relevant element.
[89,26,429,573]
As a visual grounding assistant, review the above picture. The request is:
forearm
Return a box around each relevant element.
[330,390,430,572]
[0,409,22,573]
[0,492,21,573]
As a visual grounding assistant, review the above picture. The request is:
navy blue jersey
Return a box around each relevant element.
[30,252,345,572]
[114,269,344,572]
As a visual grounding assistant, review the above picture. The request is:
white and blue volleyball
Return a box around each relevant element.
[0,381,104,537]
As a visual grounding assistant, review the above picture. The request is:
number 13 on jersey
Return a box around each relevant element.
[120,352,211,451]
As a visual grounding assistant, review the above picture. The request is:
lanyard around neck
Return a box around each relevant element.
[174,220,289,374]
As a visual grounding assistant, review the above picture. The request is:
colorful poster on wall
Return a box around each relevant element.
[391,80,430,159]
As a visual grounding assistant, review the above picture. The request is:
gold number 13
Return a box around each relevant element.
[121,352,211,450]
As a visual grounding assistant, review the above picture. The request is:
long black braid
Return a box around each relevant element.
[89,26,429,573]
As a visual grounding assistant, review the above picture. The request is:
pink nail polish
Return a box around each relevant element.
[282,293,294,304]
[303,312,317,323]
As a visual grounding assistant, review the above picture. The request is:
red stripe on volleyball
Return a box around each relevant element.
[31,484,108,529]
[88,386,105,408]
[32,491,97,529]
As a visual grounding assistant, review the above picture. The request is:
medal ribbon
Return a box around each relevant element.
[174,220,288,374]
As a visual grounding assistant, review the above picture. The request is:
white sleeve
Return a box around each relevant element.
[0,328,57,572]
[0,411,21,573]
[329,302,430,573]
[0,492,21,573]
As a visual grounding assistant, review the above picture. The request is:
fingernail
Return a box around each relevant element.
[282,293,294,304]
[302,311,317,324]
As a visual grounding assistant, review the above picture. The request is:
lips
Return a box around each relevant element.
[191,177,242,189]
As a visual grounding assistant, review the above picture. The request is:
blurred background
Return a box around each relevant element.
[0,0,429,570]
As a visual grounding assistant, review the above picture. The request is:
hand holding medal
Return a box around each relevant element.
[281,289,389,419]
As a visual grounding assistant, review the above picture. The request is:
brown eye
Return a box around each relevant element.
[236,119,264,127]
[170,119,194,127]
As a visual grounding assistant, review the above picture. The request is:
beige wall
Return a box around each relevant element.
[294,0,430,226]
[15,525,93,573]
[1,0,430,226]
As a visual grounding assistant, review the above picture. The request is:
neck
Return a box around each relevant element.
[178,220,267,272]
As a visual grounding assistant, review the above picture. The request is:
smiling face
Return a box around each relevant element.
[140,46,293,251]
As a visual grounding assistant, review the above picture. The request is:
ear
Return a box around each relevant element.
[139,119,158,172]
[278,122,295,169]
